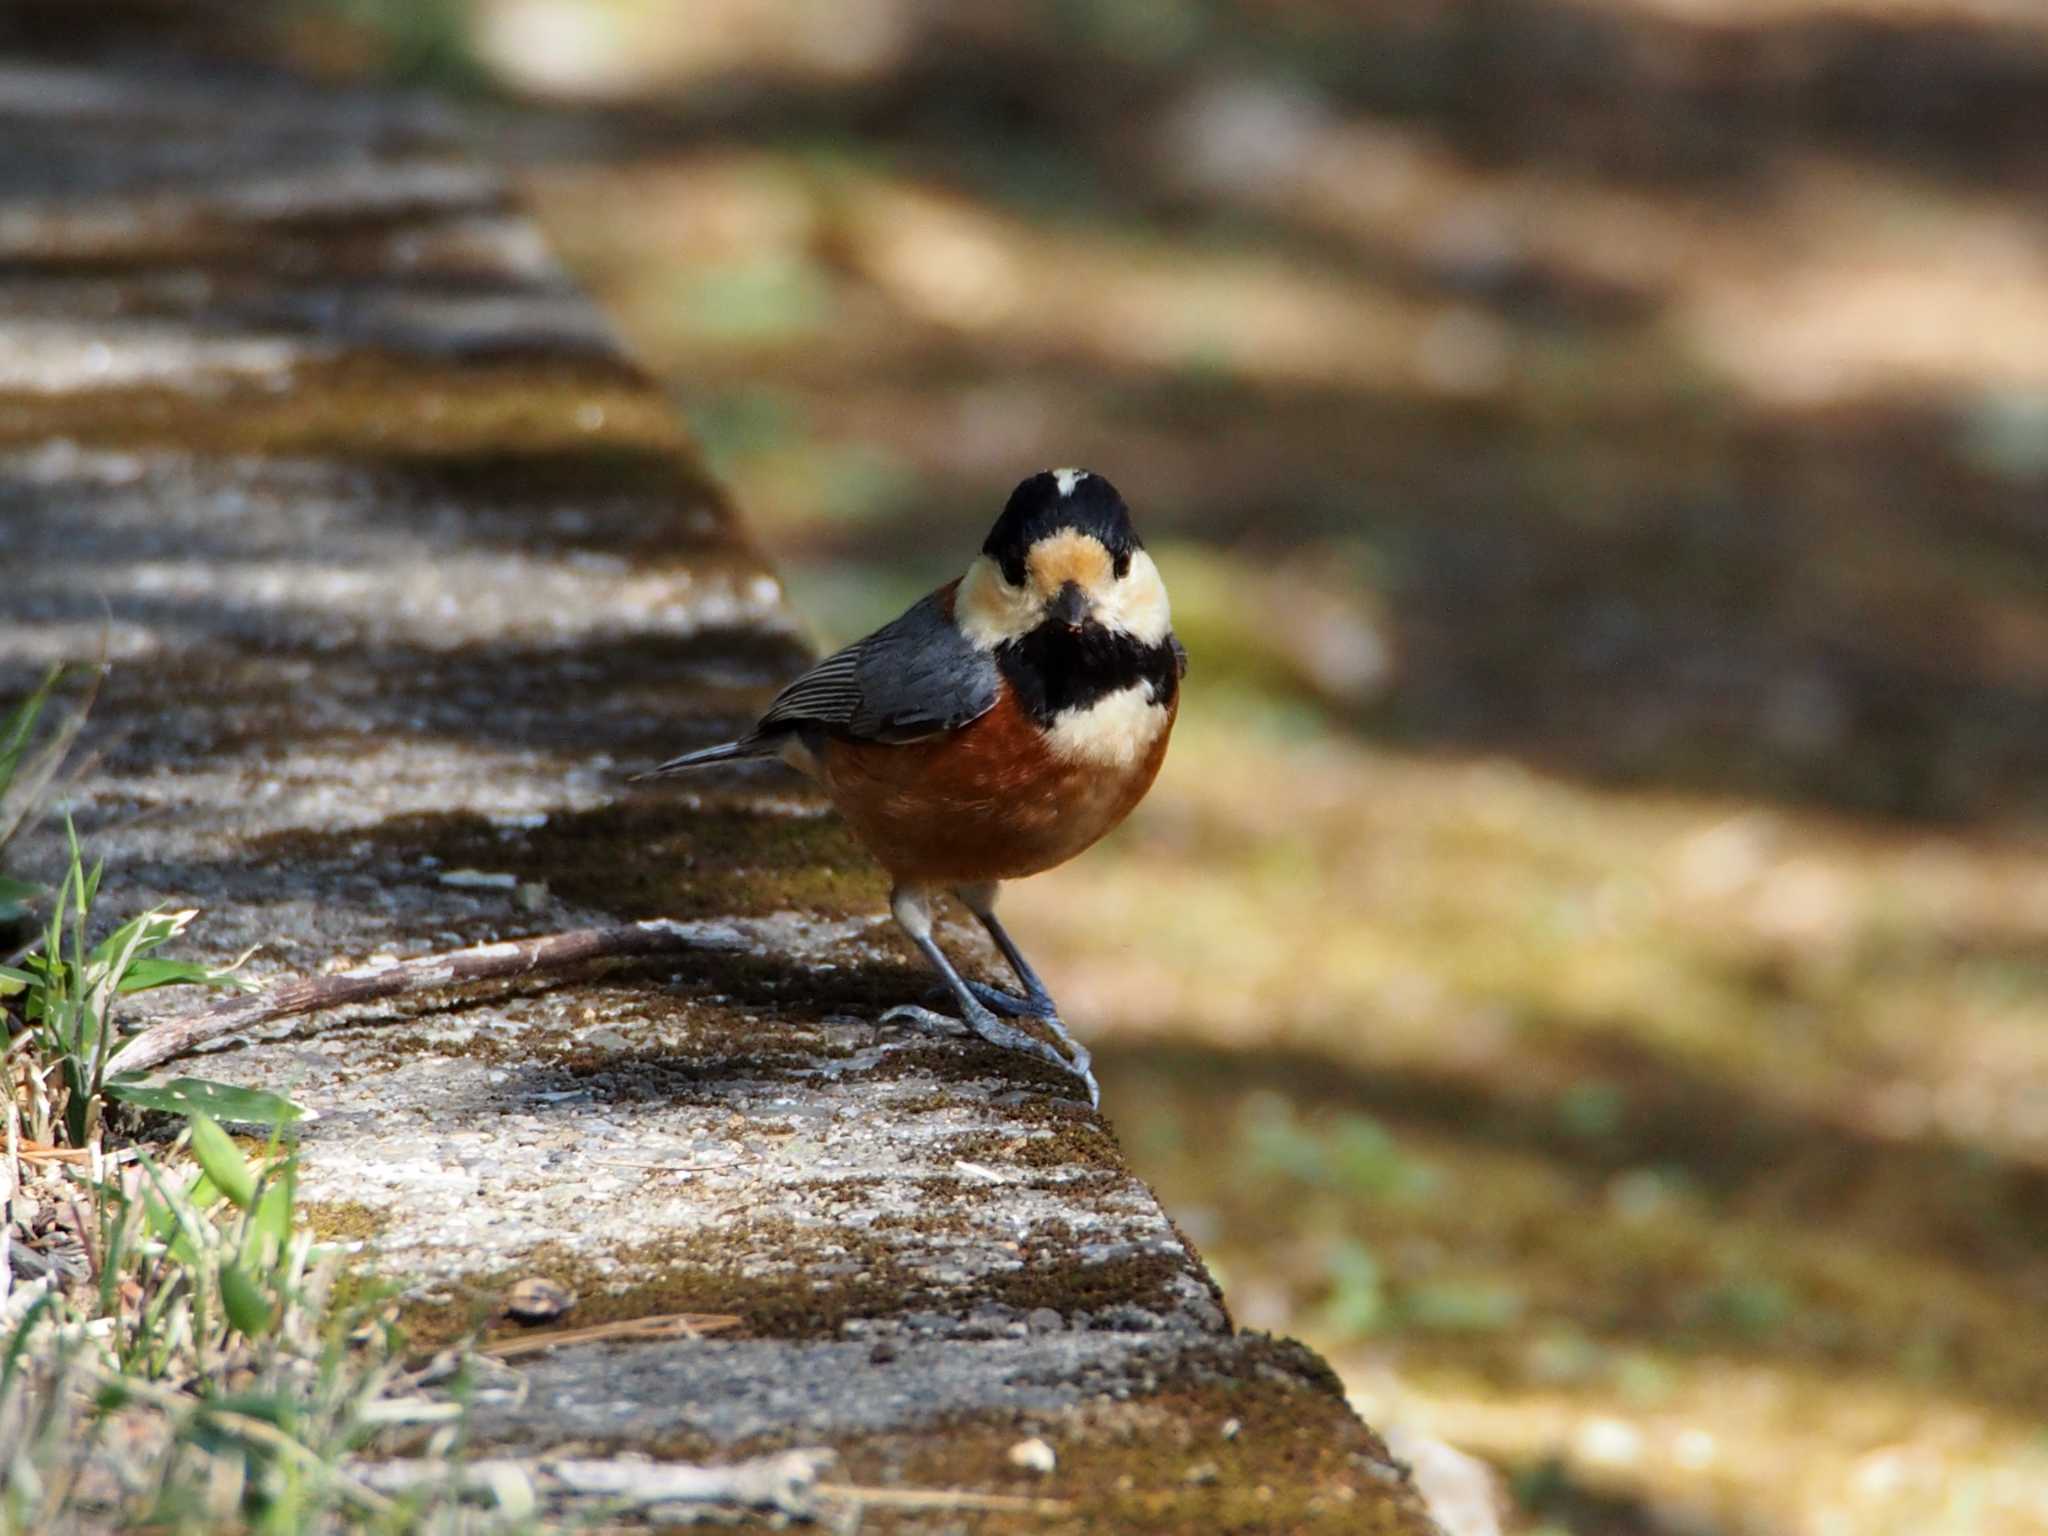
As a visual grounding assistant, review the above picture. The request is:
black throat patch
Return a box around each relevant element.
[998,621,1180,725]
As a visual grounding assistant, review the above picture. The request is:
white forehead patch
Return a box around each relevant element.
[1051,467,1089,497]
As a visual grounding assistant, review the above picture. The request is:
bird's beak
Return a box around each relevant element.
[1048,581,1090,630]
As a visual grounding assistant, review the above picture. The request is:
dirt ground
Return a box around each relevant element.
[247,2,2048,1531]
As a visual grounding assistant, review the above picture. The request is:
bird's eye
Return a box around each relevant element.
[1112,549,1132,578]
[1000,555,1028,586]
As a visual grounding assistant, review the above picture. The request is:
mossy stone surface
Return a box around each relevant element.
[0,47,1434,1533]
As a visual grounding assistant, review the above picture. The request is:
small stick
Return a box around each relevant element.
[818,1483,1075,1515]
[15,1144,93,1165]
[106,919,735,1077]
[477,1311,742,1360]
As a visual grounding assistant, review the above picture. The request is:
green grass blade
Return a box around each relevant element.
[188,1114,258,1210]
[107,1076,305,1128]
[0,665,60,794]
[219,1263,278,1339]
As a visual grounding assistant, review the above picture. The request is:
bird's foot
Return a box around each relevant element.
[880,1003,967,1040]
[881,1000,1098,1109]
[927,980,1058,1019]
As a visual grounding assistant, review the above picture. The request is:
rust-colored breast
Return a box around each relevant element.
[817,682,1174,885]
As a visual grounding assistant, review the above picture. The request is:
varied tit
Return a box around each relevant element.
[643,468,1183,1106]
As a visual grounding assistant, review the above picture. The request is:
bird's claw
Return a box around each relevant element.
[880,1003,967,1038]
[881,1000,1098,1109]
[928,981,1059,1020]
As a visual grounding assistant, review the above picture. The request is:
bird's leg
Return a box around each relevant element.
[950,882,1056,1016]
[882,884,1098,1107]
[952,881,1094,1092]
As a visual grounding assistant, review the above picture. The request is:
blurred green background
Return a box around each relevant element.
[277,2,2048,1531]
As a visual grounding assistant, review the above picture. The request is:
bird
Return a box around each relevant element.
[641,468,1183,1107]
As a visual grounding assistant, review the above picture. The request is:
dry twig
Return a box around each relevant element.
[477,1311,743,1361]
[107,919,741,1076]
[819,1482,1075,1515]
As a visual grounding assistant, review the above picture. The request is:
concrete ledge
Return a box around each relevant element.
[0,45,1437,1534]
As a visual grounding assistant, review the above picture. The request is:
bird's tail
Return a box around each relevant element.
[631,735,773,781]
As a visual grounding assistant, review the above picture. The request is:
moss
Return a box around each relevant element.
[883,1091,961,1116]
[840,1353,1427,1534]
[861,1207,981,1240]
[852,1039,1092,1104]
[798,1175,890,1209]
[395,1201,1200,1354]
[0,355,683,461]
[917,1113,1130,1209]
[935,1123,1119,1172]
[979,1244,1186,1319]
[1019,1119,1121,1169]
[245,799,882,926]
[382,1221,1400,1528]
[224,1131,294,1158]
[561,1332,1430,1535]
[936,1131,1022,1165]
[301,1200,392,1244]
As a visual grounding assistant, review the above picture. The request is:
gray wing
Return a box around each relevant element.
[756,589,999,744]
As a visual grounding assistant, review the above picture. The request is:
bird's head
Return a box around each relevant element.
[956,469,1170,651]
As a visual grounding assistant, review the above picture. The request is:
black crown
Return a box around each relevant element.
[982,470,1138,583]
